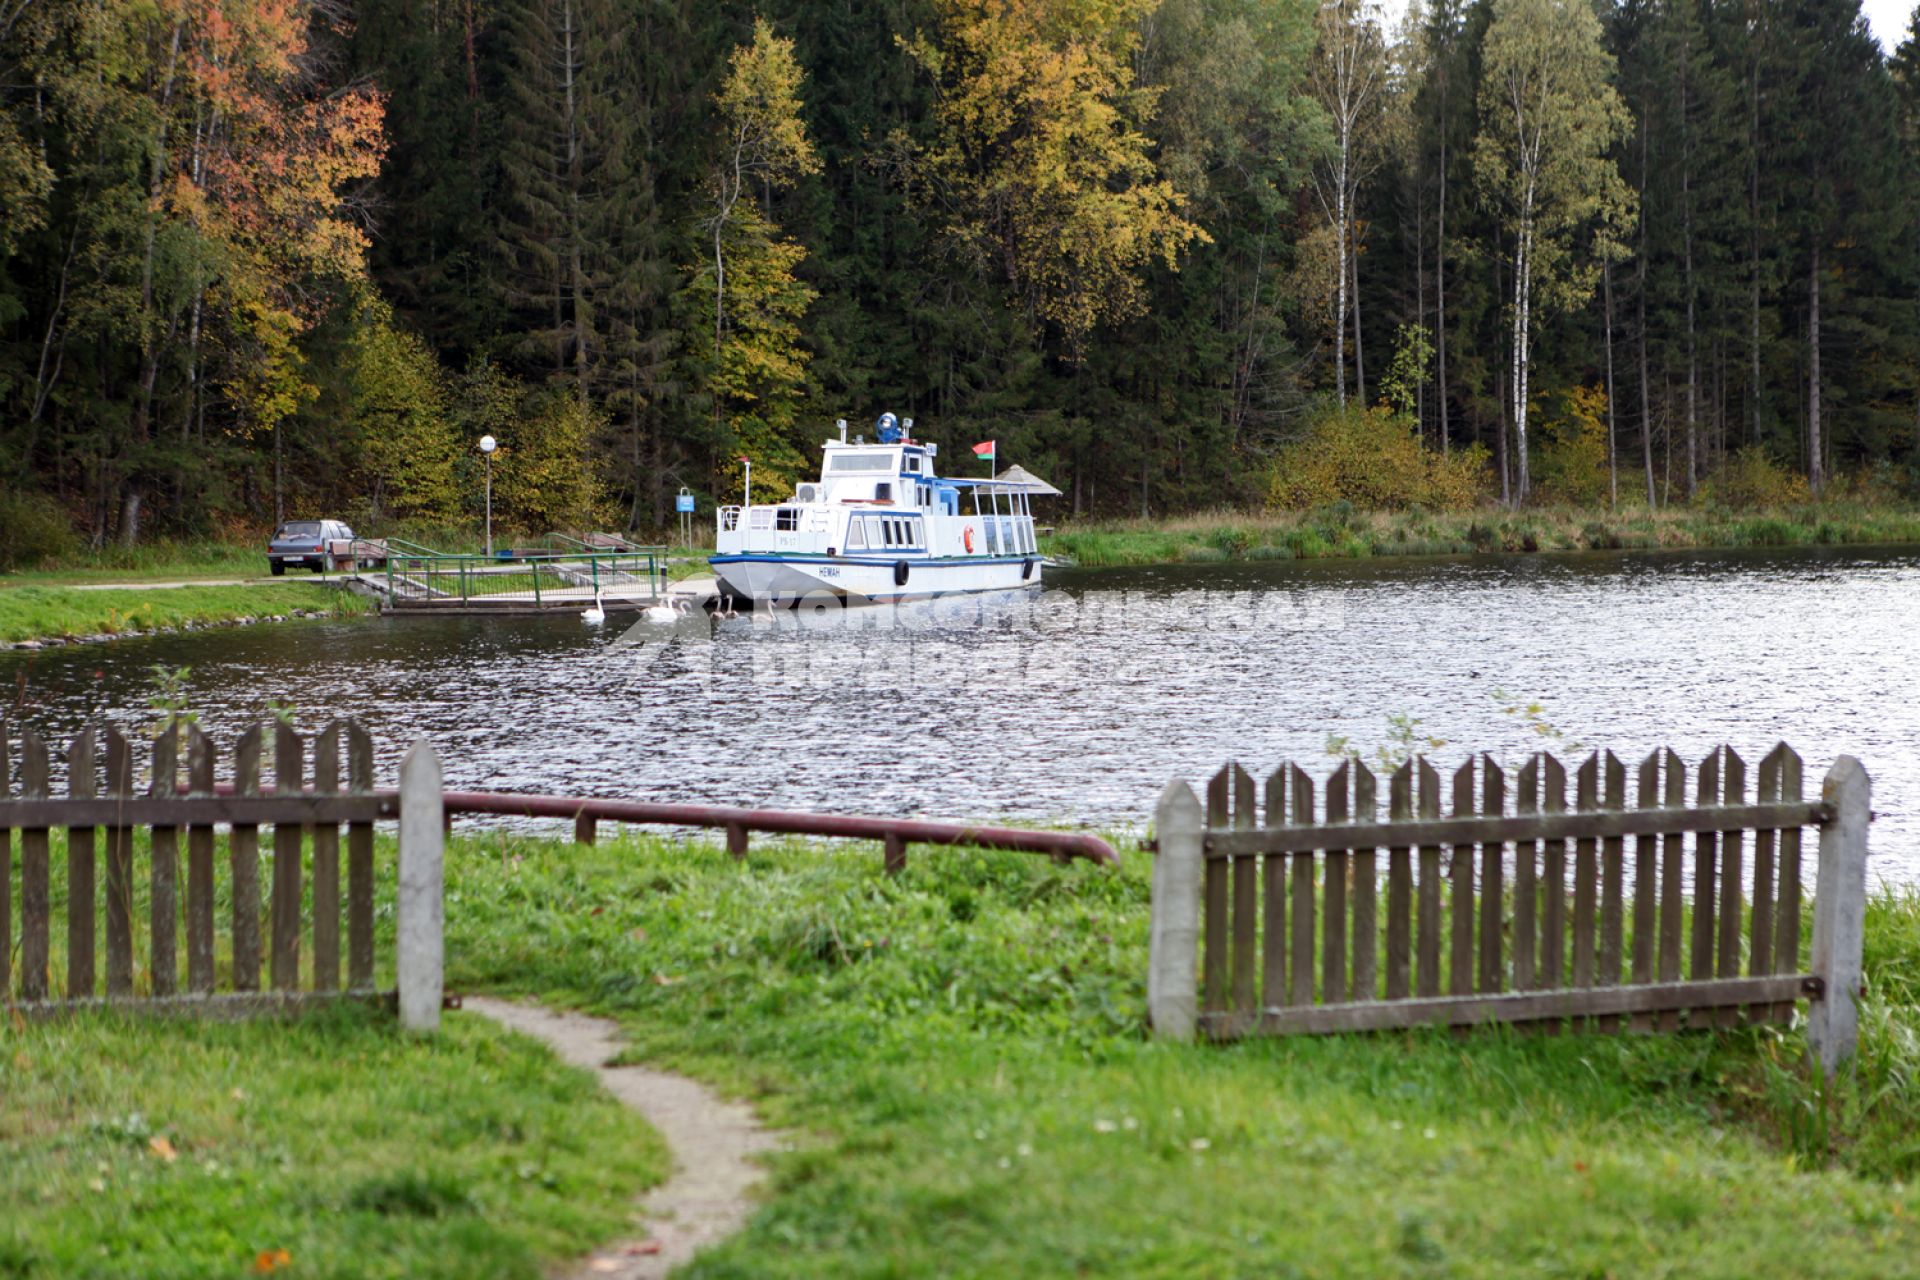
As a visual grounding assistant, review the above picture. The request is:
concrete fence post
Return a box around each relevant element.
[1148,780,1205,1041]
[397,738,446,1034]
[1809,755,1871,1075]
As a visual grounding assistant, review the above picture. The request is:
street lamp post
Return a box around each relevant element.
[479,434,497,557]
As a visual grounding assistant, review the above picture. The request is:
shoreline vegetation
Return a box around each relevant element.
[0,584,373,648]
[4,497,1917,646]
[1043,500,1920,568]
[8,826,1920,1275]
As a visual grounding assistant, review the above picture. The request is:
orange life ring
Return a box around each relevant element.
[963,525,975,553]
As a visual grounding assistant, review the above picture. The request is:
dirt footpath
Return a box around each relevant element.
[464,997,781,1280]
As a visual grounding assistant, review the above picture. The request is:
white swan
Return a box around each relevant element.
[582,590,606,624]
[643,598,687,624]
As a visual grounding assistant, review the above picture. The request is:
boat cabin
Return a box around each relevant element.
[715,417,1041,562]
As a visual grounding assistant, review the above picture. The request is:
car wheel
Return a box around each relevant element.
[270,560,285,576]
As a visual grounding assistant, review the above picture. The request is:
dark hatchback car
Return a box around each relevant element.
[268,519,355,575]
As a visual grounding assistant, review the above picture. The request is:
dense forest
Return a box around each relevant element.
[3,0,1920,546]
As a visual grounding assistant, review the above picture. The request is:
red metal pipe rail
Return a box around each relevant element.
[440,790,1120,871]
[212,781,1119,871]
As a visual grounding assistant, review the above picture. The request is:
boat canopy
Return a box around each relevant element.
[991,464,1063,496]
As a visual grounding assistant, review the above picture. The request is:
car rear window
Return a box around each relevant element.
[279,522,322,537]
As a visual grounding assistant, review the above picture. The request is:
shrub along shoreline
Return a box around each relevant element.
[1042,501,1920,568]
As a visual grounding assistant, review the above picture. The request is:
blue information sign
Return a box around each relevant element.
[675,493,695,513]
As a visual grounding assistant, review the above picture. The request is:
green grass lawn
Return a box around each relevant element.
[9,827,1918,1276]
[436,831,1920,1277]
[0,584,372,644]
[0,1004,667,1280]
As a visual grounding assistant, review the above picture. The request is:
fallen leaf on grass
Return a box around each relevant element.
[629,928,647,943]
[649,973,680,986]
[252,1248,292,1274]
[623,1240,663,1256]
[148,1136,178,1163]
[587,1260,621,1274]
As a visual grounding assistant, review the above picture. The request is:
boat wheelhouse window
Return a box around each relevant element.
[846,517,866,550]
[905,456,922,473]
[829,453,893,472]
[749,508,773,529]
[875,482,892,503]
[775,507,800,532]
[863,516,881,546]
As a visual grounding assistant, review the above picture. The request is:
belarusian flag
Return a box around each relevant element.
[971,440,995,462]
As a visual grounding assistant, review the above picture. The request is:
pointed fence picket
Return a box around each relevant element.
[1150,745,1871,1071]
[0,719,443,1031]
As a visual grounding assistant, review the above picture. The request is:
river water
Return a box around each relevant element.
[5,546,1918,882]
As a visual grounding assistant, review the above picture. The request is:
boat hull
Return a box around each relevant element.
[710,553,1042,605]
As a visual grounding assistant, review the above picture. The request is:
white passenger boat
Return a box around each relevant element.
[711,413,1045,605]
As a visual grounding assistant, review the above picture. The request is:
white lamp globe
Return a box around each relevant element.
[479,434,497,454]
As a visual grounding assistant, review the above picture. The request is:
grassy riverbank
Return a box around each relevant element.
[0,584,373,645]
[1043,501,1920,567]
[8,825,1919,1273]
[0,1004,666,1280]
[0,540,269,586]
[442,830,1920,1276]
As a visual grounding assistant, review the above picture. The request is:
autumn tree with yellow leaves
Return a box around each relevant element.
[903,0,1209,359]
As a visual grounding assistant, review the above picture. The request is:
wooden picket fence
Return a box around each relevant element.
[0,719,447,1030]
[1148,745,1872,1070]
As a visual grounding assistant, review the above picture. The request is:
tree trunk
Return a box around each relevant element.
[1749,57,1762,446]
[1415,193,1426,442]
[1436,108,1449,454]
[1511,210,1532,504]
[1680,40,1698,501]
[1351,245,1365,409]
[1808,242,1823,493]
[1603,258,1618,510]
[1334,153,1348,408]
[1638,125,1656,508]
[118,489,142,549]
[1683,186,1698,501]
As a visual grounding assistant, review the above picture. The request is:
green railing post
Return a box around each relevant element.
[532,558,542,606]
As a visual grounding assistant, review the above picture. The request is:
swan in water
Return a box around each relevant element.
[642,598,689,624]
[582,590,606,624]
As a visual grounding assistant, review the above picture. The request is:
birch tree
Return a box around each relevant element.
[1309,0,1387,409]
[1473,0,1633,502]
[707,19,819,350]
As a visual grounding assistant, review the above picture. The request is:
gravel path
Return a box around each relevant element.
[463,997,779,1279]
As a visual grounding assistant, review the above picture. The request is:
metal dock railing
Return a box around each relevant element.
[369,546,667,613]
